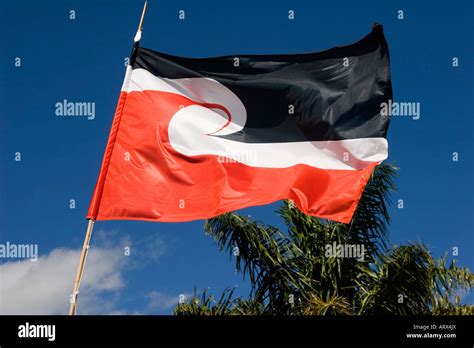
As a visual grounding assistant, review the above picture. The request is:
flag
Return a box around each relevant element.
[87,24,392,224]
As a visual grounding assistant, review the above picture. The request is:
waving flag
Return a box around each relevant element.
[87,24,392,224]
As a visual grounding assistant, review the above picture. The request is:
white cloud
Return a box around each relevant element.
[146,290,196,315]
[0,246,126,315]
[92,229,166,266]
[0,228,168,315]
[146,291,190,312]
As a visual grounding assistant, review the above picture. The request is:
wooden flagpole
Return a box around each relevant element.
[68,1,148,316]
[69,219,95,315]
[138,0,148,32]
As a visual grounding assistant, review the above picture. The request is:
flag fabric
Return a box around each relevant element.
[87,24,392,224]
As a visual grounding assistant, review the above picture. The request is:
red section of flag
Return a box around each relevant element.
[87,89,376,224]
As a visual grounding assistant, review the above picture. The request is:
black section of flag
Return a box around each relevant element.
[133,25,392,142]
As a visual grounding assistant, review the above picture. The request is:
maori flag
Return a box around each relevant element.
[87,24,392,224]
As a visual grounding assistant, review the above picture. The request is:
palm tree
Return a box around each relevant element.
[174,163,473,315]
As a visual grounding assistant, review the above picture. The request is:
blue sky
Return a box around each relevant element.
[0,0,472,314]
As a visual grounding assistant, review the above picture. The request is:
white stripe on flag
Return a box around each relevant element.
[124,68,388,170]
